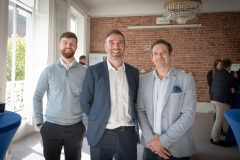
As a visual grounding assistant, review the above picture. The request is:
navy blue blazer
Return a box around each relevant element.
[210,68,239,105]
[80,60,139,146]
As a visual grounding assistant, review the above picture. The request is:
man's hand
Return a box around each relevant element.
[233,72,238,78]
[84,125,88,130]
[230,87,235,94]
[38,124,43,130]
[147,134,171,159]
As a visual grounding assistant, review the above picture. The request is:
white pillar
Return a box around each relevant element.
[0,0,9,103]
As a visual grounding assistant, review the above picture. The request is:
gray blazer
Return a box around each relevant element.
[136,67,197,157]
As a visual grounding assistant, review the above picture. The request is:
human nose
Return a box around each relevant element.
[156,53,163,58]
[65,43,71,48]
[112,43,121,49]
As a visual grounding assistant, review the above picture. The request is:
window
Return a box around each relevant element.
[6,2,32,116]
[70,14,77,33]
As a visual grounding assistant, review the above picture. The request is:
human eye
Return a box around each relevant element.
[70,42,76,46]
[109,41,114,45]
[62,41,67,45]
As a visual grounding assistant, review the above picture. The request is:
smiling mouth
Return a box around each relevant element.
[64,49,73,52]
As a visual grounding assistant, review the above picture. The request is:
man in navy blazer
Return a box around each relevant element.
[80,30,139,160]
[210,59,239,147]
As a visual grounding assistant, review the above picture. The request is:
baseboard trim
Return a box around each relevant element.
[12,120,35,143]
[196,102,214,113]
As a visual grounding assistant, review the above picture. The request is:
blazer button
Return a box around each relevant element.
[104,122,107,125]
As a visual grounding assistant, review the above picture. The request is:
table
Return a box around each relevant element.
[224,109,240,150]
[225,90,240,144]
[0,111,21,160]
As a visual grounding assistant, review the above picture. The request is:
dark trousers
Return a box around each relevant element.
[90,126,138,160]
[40,121,86,160]
[142,147,190,160]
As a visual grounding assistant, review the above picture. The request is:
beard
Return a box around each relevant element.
[61,49,75,59]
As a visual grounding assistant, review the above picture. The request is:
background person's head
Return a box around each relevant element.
[79,55,86,64]
[58,32,78,59]
[221,59,232,71]
[104,30,125,60]
[212,59,222,71]
[211,59,222,77]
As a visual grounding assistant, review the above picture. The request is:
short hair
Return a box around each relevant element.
[221,59,232,68]
[79,55,86,60]
[105,29,125,44]
[150,39,172,54]
[59,31,78,44]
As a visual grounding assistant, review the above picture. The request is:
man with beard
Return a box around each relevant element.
[80,29,139,160]
[33,32,87,160]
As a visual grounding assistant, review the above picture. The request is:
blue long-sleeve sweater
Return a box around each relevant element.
[33,60,87,126]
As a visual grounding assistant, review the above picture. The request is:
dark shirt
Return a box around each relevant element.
[210,68,239,105]
[236,69,240,85]
[207,70,213,95]
[79,62,86,66]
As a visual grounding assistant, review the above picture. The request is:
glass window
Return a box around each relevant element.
[6,3,32,112]
[70,14,77,34]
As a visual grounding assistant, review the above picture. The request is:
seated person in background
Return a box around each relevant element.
[79,55,88,67]
[210,59,239,147]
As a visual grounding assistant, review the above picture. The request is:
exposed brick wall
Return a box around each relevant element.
[90,13,240,102]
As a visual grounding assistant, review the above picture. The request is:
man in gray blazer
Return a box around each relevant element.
[137,39,197,160]
[80,30,139,160]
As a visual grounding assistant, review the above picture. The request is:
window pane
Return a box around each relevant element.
[6,4,32,112]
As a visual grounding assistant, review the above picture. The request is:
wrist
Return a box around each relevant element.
[37,123,43,127]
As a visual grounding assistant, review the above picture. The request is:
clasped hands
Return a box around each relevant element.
[147,134,171,159]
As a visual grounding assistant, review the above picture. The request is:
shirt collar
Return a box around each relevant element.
[153,67,172,80]
[107,59,125,71]
[60,58,76,69]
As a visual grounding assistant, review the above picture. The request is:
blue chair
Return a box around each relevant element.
[225,90,240,144]
[0,111,21,160]
[224,109,240,150]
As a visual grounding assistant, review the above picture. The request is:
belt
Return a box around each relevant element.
[106,126,134,131]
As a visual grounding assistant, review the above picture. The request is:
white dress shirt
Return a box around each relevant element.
[153,68,171,135]
[106,59,134,129]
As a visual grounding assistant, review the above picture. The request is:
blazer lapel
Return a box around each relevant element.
[125,64,132,90]
[161,67,177,108]
[145,73,154,104]
[102,61,110,97]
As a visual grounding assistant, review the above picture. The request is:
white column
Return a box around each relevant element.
[0,0,9,103]
[47,0,57,65]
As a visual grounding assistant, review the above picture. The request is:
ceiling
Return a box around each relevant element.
[79,0,240,17]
